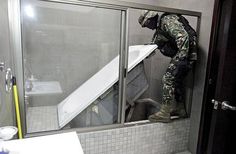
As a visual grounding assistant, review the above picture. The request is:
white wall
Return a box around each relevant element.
[120,0,215,153]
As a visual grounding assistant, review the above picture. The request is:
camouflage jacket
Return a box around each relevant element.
[138,11,197,61]
[154,14,197,61]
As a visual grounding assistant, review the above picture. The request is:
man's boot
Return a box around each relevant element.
[171,102,187,120]
[148,103,176,123]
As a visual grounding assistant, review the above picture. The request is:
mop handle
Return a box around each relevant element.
[12,77,23,139]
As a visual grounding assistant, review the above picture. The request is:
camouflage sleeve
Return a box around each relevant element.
[161,14,189,61]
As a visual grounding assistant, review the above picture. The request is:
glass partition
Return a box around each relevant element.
[21,0,123,133]
[0,0,14,127]
[19,0,200,135]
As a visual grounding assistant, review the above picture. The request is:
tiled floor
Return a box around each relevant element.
[26,106,59,133]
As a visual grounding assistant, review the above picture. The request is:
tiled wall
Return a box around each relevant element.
[78,119,190,154]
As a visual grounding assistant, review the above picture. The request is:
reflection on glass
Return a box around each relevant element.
[22,0,122,133]
[24,5,35,18]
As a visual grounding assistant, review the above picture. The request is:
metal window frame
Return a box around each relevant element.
[8,0,202,138]
[8,0,26,136]
[42,0,201,16]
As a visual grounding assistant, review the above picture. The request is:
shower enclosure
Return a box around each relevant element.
[5,0,201,137]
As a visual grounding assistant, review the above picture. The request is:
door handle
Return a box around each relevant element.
[221,101,236,111]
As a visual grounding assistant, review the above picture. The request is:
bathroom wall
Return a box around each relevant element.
[0,0,14,127]
[24,0,213,151]
[121,0,215,153]
[0,0,215,153]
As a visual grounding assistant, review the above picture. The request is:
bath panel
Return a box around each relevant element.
[57,45,157,128]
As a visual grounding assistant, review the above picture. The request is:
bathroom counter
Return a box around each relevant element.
[2,132,84,154]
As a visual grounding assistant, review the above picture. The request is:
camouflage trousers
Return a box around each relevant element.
[162,58,192,106]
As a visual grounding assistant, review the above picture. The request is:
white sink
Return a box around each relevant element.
[25,81,62,96]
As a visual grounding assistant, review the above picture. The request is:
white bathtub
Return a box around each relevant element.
[57,45,157,128]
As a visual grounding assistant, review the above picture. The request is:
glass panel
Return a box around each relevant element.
[125,9,198,122]
[0,0,14,126]
[21,0,122,133]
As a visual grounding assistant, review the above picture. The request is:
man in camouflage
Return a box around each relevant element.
[139,11,197,123]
